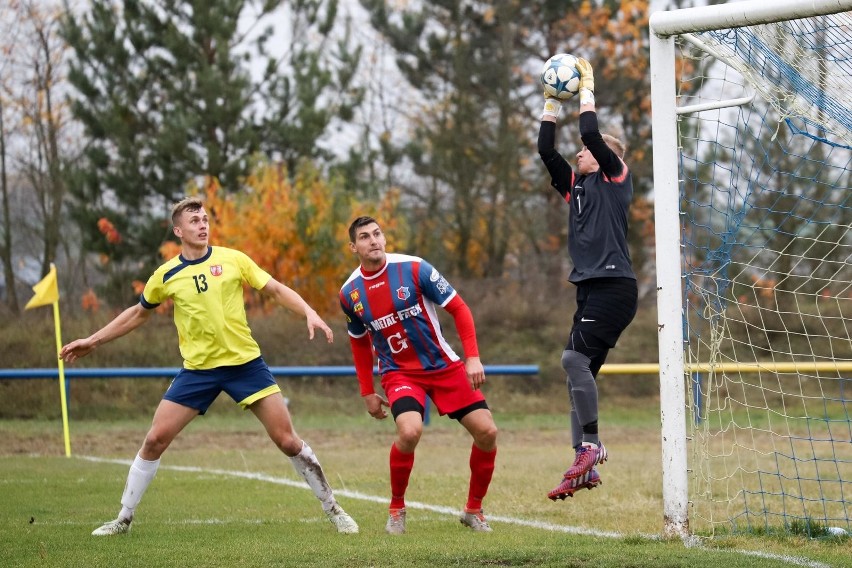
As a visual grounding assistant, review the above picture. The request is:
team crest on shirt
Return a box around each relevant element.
[436,276,449,294]
[354,302,364,315]
[210,265,223,276]
[350,290,360,302]
[396,286,410,301]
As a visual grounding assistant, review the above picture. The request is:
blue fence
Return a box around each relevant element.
[0,365,539,425]
[0,365,538,380]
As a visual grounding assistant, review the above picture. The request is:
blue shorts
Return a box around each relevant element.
[163,356,281,414]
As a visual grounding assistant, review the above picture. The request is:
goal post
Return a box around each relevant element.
[650,0,852,538]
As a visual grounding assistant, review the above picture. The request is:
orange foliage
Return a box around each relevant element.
[750,274,777,300]
[80,288,100,313]
[97,217,122,244]
[543,234,562,253]
[159,241,180,261]
[184,161,402,314]
[551,1,653,147]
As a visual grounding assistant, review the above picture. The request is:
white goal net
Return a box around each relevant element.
[650,0,852,537]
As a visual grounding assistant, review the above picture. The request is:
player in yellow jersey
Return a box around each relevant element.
[59,196,359,536]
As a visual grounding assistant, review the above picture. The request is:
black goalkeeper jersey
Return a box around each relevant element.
[538,111,636,283]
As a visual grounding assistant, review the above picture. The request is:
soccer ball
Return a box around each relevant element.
[540,53,581,100]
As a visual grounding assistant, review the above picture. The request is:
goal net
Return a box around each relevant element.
[650,0,852,536]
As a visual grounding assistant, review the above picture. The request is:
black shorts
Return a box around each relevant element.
[571,277,638,348]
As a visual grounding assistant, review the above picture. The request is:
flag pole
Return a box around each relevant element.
[53,299,71,457]
[25,263,70,456]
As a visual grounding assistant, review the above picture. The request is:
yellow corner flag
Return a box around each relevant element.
[23,263,71,457]
[25,264,59,309]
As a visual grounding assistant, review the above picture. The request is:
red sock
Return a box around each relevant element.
[465,444,497,512]
[389,443,414,510]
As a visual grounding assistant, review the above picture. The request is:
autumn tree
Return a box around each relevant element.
[358,1,544,278]
[358,1,655,284]
[175,159,403,314]
[516,0,653,282]
[61,0,365,304]
[0,0,78,312]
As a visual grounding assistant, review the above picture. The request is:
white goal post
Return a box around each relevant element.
[650,0,852,538]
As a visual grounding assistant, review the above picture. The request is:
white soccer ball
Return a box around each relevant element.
[540,53,581,100]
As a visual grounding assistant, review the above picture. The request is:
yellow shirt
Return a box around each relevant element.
[141,246,272,370]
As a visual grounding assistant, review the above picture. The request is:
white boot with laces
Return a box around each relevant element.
[91,517,131,536]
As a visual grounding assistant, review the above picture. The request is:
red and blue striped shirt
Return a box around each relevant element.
[340,253,466,380]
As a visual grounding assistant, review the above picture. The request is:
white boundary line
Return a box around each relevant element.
[78,456,832,568]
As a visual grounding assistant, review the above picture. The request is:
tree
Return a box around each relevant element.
[61,0,365,303]
[538,0,654,280]
[0,0,77,312]
[0,97,17,312]
[360,0,538,278]
[359,0,655,283]
[257,1,365,179]
[158,159,403,314]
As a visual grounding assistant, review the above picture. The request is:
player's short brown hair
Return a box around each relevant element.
[348,216,379,243]
[171,197,204,226]
[602,134,626,159]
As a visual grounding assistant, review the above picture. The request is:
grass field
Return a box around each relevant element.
[1,390,849,568]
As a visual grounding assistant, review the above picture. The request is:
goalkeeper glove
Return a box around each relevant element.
[576,57,595,106]
[541,93,562,119]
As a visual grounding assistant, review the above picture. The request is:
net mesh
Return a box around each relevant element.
[675,11,852,535]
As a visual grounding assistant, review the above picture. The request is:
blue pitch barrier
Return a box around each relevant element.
[0,365,539,379]
[0,365,539,425]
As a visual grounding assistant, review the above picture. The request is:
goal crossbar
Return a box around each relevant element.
[650,0,852,37]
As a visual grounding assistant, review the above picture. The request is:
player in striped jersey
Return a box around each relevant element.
[60,196,358,536]
[340,216,498,534]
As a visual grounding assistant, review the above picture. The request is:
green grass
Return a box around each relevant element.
[4,278,848,565]
[1,405,849,568]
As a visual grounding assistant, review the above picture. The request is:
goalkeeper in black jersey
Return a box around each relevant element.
[537,57,638,501]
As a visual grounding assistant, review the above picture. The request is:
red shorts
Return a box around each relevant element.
[381,362,486,416]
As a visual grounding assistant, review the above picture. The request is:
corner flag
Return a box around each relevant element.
[25,265,59,309]
[23,263,71,457]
